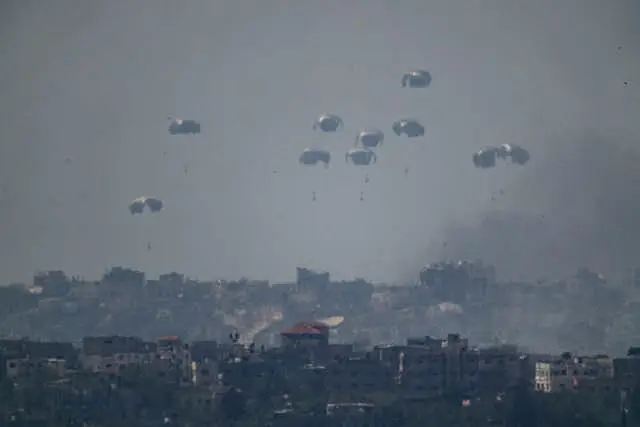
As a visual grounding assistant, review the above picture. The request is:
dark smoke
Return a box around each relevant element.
[434,135,640,282]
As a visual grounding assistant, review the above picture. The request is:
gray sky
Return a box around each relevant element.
[0,0,638,284]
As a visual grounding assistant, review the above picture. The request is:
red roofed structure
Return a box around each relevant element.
[281,324,323,336]
[280,320,330,351]
[158,335,181,342]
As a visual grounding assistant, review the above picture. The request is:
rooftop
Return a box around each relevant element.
[281,324,324,336]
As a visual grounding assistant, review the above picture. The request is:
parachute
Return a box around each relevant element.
[473,147,498,169]
[474,145,530,169]
[346,148,377,166]
[299,148,331,168]
[355,129,384,148]
[129,197,164,215]
[497,144,530,165]
[401,70,432,88]
[145,197,163,212]
[313,114,344,132]
[128,197,164,258]
[392,119,425,137]
[300,149,331,201]
[168,117,201,135]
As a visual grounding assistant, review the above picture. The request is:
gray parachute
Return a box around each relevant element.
[355,129,384,148]
[168,117,201,135]
[473,144,530,168]
[401,70,432,88]
[313,114,344,132]
[473,147,499,169]
[300,148,331,168]
[129,197,164,215]
[392,119,425,137]
[496,144,530,165]
[346,148,377,166]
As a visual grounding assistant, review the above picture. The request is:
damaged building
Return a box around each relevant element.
[419,260,496,303]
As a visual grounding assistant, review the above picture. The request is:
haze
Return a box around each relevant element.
[1,0,638,284]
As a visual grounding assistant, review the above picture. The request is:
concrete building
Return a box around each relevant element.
[613,347,640,389]
[374,335,527,398]
[190,340,220,387]
[33,270,71,297]
[102,267,145,286]
[372,334,483,398]
[326,355,395,401]
[535,355,613,393]
[476,345,526,393]
[82,336,156,374]
[419,260,496,302]
[280,321,331,362]
[157,336,192,385]
[1,339,77,380]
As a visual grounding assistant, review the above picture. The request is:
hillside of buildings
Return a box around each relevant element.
[1,263,640,426]
[1,262,640,355]
[1,329,639,426]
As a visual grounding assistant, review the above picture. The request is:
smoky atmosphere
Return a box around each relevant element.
[1,0,639,284]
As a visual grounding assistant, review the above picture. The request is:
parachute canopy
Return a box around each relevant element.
[497,144,530,165]
[401,70,432,88]
[168,117,201,135]
[129,197,164,215]
[346,148,377,166]
[313,114,344,132]
[392,119,425,137]
[356,129,384,148]
[473,147,498,169]
[473,144,530,168]
[300,148,331,166]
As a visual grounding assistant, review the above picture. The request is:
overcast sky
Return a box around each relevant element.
[0,0,638,284]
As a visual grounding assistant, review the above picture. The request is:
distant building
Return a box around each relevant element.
[157,336,192,385]
[329,344,356,361]
[326,355,395,401]
[419,260,495,302]
[535,354,613,393]
[373,334,527,398]
[158,272,185,286]
[281,322,330,348]
[34,270,71,297]
[476,345,527,393]
[0,339,77,380]
[102,267,145,286]
[400,333,476,397]
[613,347,640,388]
[82,336,156,374]
[190,340,220,387]
[280,321,331,363]
[296,267,330,290]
